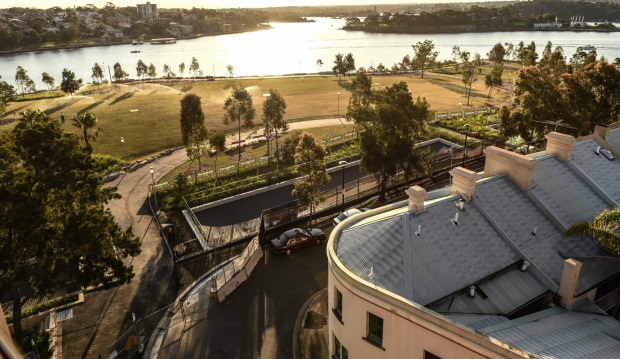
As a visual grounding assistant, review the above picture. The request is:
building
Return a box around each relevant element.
[137,1,158,22]
[533,22,562,30]
[328,124,620,358]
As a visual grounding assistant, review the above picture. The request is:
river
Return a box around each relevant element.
[1,17,618,89]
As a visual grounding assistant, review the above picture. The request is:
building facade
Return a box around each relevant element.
[137,2,158,22]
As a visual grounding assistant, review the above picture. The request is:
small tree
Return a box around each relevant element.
[208,131,227,185]
[0,77,16,116]
[163,64,175,80]
[42,72,55,92]
[136,59,148,80]
[91,62,105,84]
[60,68,80,96]
[461,52,482,106]
[316,59,323,73]
[189,57,200,80]
[262,89,288,168]
[178,62,185,78]
[292,132,330,227]
[72,112,99,146]
[180,94,208,182]
[14,66,31,96]
[411,39,438,78]
[344,53,356,76]
[332,53,346,82]
[112,62,128,83]
[226,64,234,79]
[147,63,157,80]
[223,87,255,175]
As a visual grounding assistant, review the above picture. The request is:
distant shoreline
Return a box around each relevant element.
[342,26,619,35]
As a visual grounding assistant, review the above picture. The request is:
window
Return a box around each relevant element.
[334,336,348,359]
[365,312,384,348]
[333,288,343,322]
[424,351,442,359]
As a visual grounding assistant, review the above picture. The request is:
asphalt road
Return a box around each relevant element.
[195,165,367,226]
[175,236,329,359]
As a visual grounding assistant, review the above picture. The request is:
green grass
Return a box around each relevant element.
[1,73,508,159]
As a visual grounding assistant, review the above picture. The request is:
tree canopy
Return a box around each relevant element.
[60,68,80,96]
[262,88,288,168]
[411,39,438,78]
[223,87,255,175]
[180,94,209,180]
[0,113,140,340]
[566,207,620,257]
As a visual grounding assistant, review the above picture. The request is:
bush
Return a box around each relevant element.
[92,154,125,173]
[4,293,79,324]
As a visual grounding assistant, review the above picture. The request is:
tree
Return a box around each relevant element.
[208,131,226,185]
[487,43,506,66]
[484,65,503,99]
[60,68,80,96]
[332,53,346,82]
[451,45,461,63]
[163,64,175,80]
[538,42,567,78]
[316,59,323,73]
[0,113,140,341]
[461,52,483,106]
[136,59,147,80]
[223,87,255,175]
[411,39,438,78]
[178,62,185,78]
[180,94,209,181]
[72,112,100,146]
[41,72,55,92]
[14,66,31,95]
[348,82,429,201]
[226,64,234,79]
[291,132,330,226]
[147,63,157,79]
[565,207,620,256]
[91,62,105,84]
[262,89,288,168]
[0,77,16,116]
[571,48,597,68]
[189,57,201,80]
[344,53,356,75]
[112,62,128,83]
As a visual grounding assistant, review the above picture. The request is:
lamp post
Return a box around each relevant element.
[120,136,124,159]
[337,90,340,121]
[459,102,462,114]
[462,124,470,166]
[150,166,158,210]
[448,147,454,185]
[339,160,347,208]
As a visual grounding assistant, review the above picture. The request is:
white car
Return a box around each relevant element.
[333,208,363,227]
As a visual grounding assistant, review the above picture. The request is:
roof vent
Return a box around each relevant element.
[451,212,459,225]
[520,261,531,272]
[368,266,375,280]
[469,286,476,297]
[531,226,538,236]
[455,198,465,210]
[594,145,601,155]
[415,224,421,237]
[601,148,615,161]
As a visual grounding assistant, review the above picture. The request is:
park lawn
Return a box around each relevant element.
[1,73,507,158]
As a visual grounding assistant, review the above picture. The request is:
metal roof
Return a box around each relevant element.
[607,127,620,151]
[570,138,620,206]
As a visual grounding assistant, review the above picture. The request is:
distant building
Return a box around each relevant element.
[137,1,158,22]
[328,124,620,358]
[533,22,562,30]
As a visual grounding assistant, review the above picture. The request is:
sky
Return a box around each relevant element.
[1,0,470,9]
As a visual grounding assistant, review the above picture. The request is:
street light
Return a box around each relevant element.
[459,102,462,113]
[448,147,454,185]
[120,136,124,159]
[337,90,340,120]
[462,124,471,166]
[150,166,158,210]
[339,160,347,207]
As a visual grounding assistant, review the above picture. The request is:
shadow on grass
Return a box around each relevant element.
[181,83,193,92]
[108,92,134,106]
[43,97,84,116]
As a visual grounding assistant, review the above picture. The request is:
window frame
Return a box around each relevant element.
[332,287,343,323]
[423,350,442,359]
[363,312,384,350]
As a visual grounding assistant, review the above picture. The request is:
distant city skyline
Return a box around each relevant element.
[2,0,504,10]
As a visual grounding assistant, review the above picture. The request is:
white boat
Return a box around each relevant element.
[131,39,144,45]
[578,45,596,51]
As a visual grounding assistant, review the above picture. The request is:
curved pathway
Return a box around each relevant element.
[60,117,349,358]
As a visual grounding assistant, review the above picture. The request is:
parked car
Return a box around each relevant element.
[270,228,326,255]
[333,208,363,227]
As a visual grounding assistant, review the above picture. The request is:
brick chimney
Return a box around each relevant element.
[558,258,583,308]
[405,185,427,213]
[449,167,478,201]
[545,132,576,161]
[483,146,537,192]
[593,125,610,140]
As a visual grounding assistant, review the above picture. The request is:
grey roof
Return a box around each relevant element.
[480,307,620,359]
[443,314,509,331]
[429,267,549,315]
[570,138,620,205]
[607,127,620,150]
[528,156,609,229]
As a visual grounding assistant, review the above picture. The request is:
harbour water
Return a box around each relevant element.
[1,17,618,89]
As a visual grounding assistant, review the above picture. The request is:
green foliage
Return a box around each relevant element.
[180,94,208,178]
[223,87,256,173]
[92,153,125,173]
[292,132,330,223]
[566,207,620,256]
[4,293,79,324]
[411,39,438,78]
[0,77,16,115]
[13,90,64,102]
[60,68,80,96]
[436,114,502,142]
[19,328,54,359]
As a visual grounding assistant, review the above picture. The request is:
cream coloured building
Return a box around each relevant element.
[328,125,620,358]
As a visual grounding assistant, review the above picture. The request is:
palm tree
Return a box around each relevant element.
[72,112,100,146]
[18,109,48,128]
[565,207,620,256]
[316,59,323,73]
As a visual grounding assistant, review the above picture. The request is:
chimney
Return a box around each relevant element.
[405,185,427,213]
[593,125,610,140]
[545,132,576,161]
[449,167,478,201]
[483,146,537,191]
[558,258,583,308]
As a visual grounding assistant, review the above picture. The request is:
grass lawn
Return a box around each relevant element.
[1,71,509,159]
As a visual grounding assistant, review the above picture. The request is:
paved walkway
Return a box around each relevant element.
[59,117,348,358]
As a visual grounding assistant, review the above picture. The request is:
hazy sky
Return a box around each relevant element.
[1,0,473,9]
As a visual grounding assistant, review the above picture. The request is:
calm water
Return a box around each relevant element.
[1,17,619,88]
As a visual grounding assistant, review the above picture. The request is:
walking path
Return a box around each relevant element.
[59,117,349,358]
